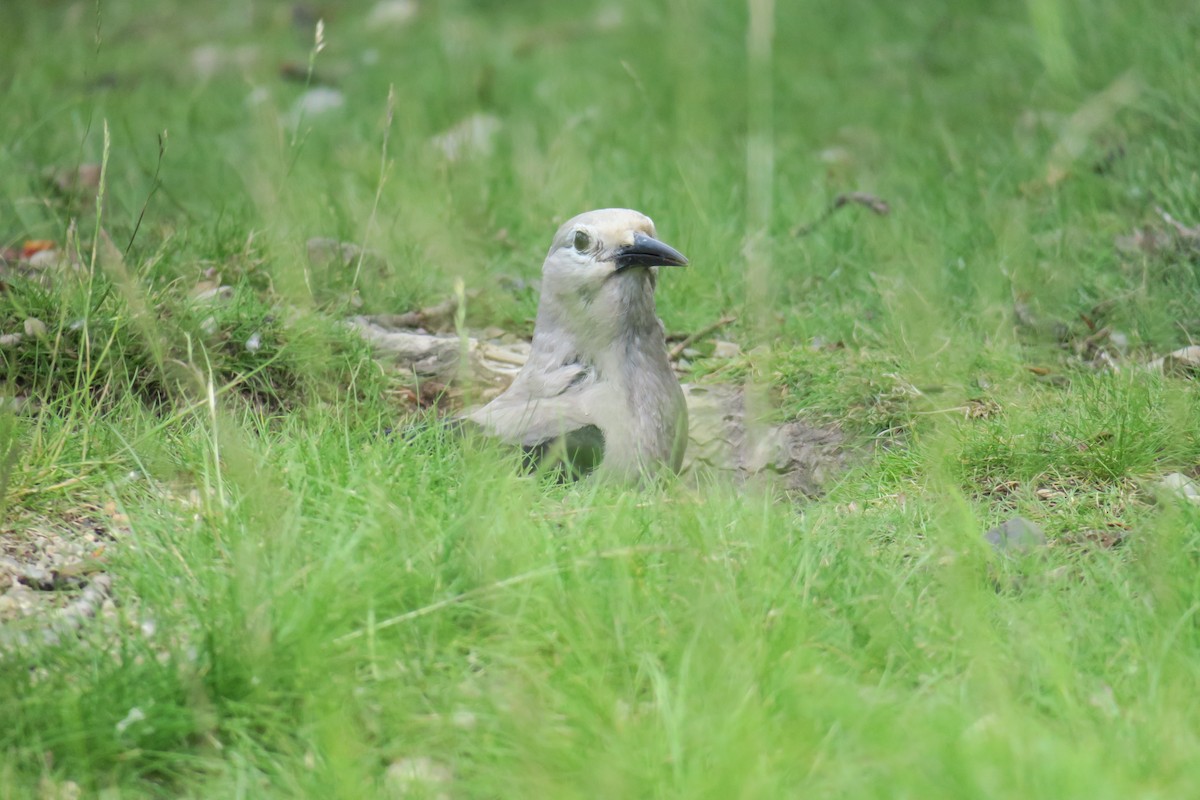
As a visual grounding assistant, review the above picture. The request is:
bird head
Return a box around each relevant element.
[536,208,687,345]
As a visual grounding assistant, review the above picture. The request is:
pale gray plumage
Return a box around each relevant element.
[467,208,688,481]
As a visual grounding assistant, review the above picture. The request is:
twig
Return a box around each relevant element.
[668,315,737,361]
[1155,205,1200,240]
[477,342,528,366]
[353,85,395,291]
[368,297,461,332]
[124,129,167,256]
[791,192,891,237]
[333,545,680,643]
[9,476,89,501]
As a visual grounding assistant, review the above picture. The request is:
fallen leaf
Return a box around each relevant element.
[21,240,56,259]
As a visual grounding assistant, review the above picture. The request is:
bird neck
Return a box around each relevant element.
[533,272,668,381]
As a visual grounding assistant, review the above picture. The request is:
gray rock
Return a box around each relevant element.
[712,340,741,359]
[190,285,234,303]
[289,87,345,125]
[24,317,48,338]
[27,250,65,270]
[984,516,1047,555]
[368,0,418,26]
[431,113,501,161]
[306,238,389,275]
[385,756,452,799]
[681,384,856,495]
[1147,346,1200,378]
[1155,472,1200,503]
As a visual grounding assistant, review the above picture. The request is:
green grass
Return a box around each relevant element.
[4,0,1200,796]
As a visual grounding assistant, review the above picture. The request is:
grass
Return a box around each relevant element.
[3,0,1200,796]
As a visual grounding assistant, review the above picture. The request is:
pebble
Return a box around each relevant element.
[24,317,48,338]
[27,249,63,269]
[368,0,418,26]
[1156,472,1200,503]
[192,285,234,303]
[290,87,345,125]
[431,113,501,161]
[984,516,1047,555]
[386,756,452,799]
[713,340,741,359]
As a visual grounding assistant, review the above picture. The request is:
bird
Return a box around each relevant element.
[465,208,689,482]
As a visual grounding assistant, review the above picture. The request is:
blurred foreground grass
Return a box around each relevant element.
[2,0,1200,796]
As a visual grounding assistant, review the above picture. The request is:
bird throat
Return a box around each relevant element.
[534,267,669,387]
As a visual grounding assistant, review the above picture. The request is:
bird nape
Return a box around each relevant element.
[464,208,689,483]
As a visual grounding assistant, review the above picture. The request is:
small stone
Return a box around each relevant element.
[677,383,853,496]
[306,238,388,273]
[1163,347,1200,378]
[1155,472,1200,503]
[50,164,101,196]
[385,756,452,799]
[431,113,502,161]
[1148,346,1200,378]
[245,332,263,353]
[368,0,418,26]
[289,87,345,125]
[1089,684,1120,719]
[246,86,271,107]
[0,333,22,347]
[984,516,1047,555]
[191,44,222,79]
[191,285,234,303]
[115,706,146,734]
[818,146,853,166]
[24,317,48,338]
[26,249,64,270]
[38,777,82,800]
[0,395,30,413]
[1115,228,1172,255]
[713,340,741,359]
[450,708,476,729]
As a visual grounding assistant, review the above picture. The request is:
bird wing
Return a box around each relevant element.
[466,362,608,476]
[467,380,598,448]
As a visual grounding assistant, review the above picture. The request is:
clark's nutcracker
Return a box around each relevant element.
[467,208,689,481]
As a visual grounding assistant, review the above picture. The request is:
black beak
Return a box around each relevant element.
[613,231,689,271]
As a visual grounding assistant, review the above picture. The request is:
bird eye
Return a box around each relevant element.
[573,230,591,252]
